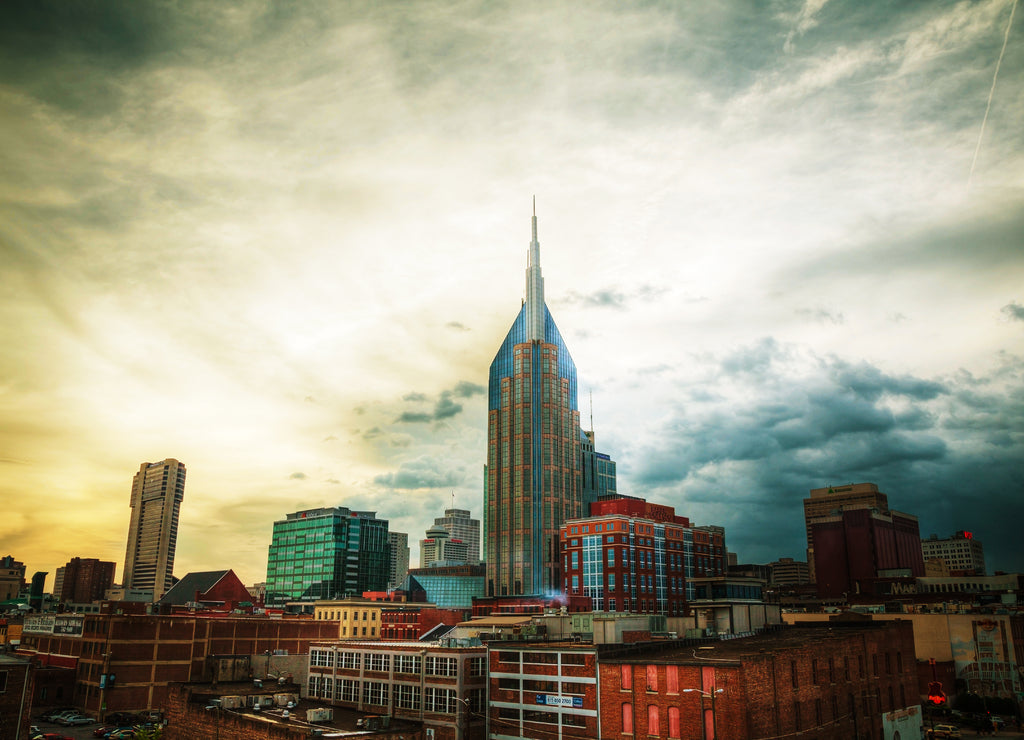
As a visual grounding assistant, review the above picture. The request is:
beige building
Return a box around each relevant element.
[313,599,383,639]
[921,531,986,576]
[123,459,186,600]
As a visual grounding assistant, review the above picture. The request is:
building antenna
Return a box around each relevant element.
[451,489,455,510]
[589,389,594,433]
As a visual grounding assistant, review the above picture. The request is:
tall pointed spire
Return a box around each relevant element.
[526,197,545,341]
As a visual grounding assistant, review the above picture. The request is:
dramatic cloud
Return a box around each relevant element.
[1,0,1021,581]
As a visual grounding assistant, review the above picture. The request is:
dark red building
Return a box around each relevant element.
[18,609,340,717]
[598,620,919,739]
[812,508,925,599]
[379,604,466,640]
[56,557,116,604]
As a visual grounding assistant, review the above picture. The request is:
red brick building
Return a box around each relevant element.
[598,621,919,739]
[55,557,117,604]
[0,654,34,740]
[379,604,467,640]
[18,609,340,717]
[560,496,725,616]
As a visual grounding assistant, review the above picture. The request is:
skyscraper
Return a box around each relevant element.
[387,531,410,590]
[54,557,116,604]
[265,506,389,607]
[123,459,185,599]
[485,205,590,597]
[431,508,481,563]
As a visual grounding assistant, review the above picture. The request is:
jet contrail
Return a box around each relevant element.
[968,0,1018,187]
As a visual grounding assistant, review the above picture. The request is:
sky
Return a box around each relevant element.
[1,0,1022,589]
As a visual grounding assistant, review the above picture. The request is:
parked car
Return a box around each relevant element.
[931,725,962,739]
[29,727,43,740]
[38,708,77,721]
[59,714,96,726]
[39,734,75,740]
[105,730,137,740]
[48,711,86,724]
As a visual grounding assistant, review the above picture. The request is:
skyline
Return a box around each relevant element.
[1,0,1023,587]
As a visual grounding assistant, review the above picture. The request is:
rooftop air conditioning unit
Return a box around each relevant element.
[306,708,334,722]
[275,693,299,706]
[220,696,244,709]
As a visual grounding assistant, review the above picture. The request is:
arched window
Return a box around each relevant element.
[668,706,681,739]
[622,703,634,734]
[648,704,660,736]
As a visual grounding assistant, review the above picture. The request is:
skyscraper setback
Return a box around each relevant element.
[484,206,613,597]
[123,459,185,599]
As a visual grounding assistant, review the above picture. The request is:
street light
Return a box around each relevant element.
[682,688,724,740]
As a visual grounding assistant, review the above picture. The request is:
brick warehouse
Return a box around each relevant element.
[598,621,919,740]
[18,609,341,718]
[306,639,488,740]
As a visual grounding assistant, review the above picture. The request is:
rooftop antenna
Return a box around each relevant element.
[451,489,455,510]
[589,389,594,434]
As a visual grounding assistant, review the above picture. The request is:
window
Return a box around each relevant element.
[426,656,458,677]
[620,665,632,690]
[646,665,658,692]
[363,682,388,706]
[310,649,334,667]
[668,706,681,739]
[367,653,390,672]
[338,679,359,703]
[791,660,798,687]
[425,686,455,713]
[395,654,421,674]
[608,550,615,567]
[468,657,487,676]
[648,705,660,735]
[666,665,679,694]
[498,678,520,690]
[340,652,361,670]
[395,683,420,710]
[622,703,634,734]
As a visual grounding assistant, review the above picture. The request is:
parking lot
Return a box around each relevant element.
[32,718,160,740]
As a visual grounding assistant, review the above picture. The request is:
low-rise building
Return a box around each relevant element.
[0,653,33,740]
[306,639,487,740]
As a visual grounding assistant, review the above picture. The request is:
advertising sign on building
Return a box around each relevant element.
[882,705,923,740]
[535,695,584,708]
[53,615,84,636]
[23,614,56,634]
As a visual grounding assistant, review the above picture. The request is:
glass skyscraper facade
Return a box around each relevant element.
[485,207,592,598]
[265,506,389,607]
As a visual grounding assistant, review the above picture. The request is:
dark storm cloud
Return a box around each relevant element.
[395,381,482,423]
[796,307,844,325]
[561,284,668,311]
[1002,302,1024,321]
[288,472,307,480]
[446,321,470,331]
[628,339,1024,570]
[452,381,485,398]
[373,456,462,490]
[790,200,1024,284]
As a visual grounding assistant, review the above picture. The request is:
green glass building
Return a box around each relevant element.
[265,507,389,607]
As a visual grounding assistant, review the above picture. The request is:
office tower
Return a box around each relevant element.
[123,459,186,599]
[420,524,470,567]
[768,558,810,586]
[265,506,389,607]
[921,531,986,576]
[811,507,925,599]
[803,482,889,583]
[581,430,617,509]
[431,508,481,563]
[54,557,116,604]
[0,556,26,602]
[560,495,725,615]
[487,205,613,598]
[387,531,410,590]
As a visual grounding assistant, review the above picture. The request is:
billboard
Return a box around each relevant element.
[882,705,923,740]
